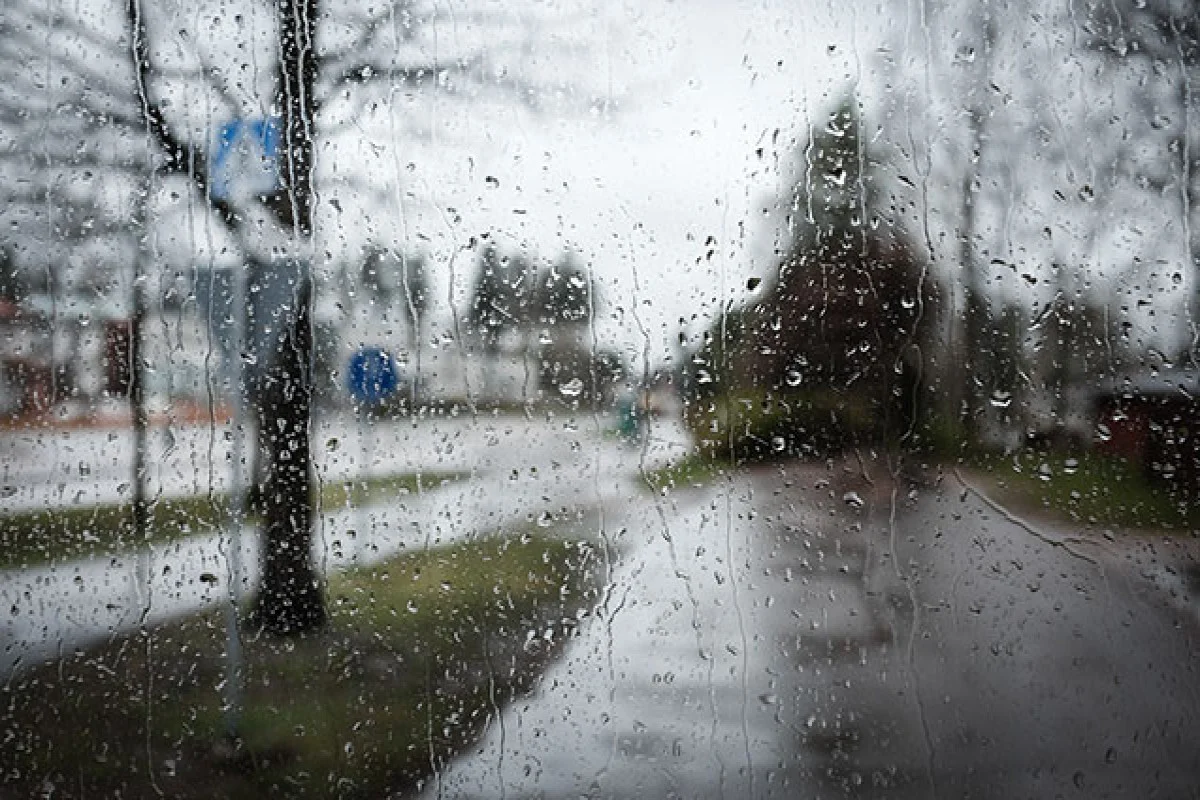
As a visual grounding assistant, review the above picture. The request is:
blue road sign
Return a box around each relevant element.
[348,347,399,404]
[210,117,282,201]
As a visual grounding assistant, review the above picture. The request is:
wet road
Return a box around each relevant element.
[0,408,679,513]
[413,459,1200,799]
[3,415,1198,797]
[0,411,690,678]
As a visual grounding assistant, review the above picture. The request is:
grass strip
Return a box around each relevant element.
[0,470,470,569]
[0,531,599,798]
[974,451,1199,531]
[641,452,735,493]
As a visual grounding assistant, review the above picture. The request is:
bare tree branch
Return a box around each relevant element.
[125,0,240,226]
[1,3,131,65]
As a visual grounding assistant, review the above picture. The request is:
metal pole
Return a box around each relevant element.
[359,403,372,555]
[220,261,249,739]
[130,266,149,545]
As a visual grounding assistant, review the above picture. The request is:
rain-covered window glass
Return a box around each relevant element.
[2,0,1197,796]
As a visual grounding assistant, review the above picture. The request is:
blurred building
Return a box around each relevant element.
[1091,369,1200,493]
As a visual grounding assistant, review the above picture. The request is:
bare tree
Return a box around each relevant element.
[886,0,1198,448]
[1083,0,1200,367]
[0,0,606,634]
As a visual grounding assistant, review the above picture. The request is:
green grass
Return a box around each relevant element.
[0,531,599,798]
[684,388,898,463]
[975,451,1200,531]
[0,470,470,569]
[642,453,735,493]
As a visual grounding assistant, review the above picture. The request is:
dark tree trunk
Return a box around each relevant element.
[254,0,325,635]
[955,63,992,445]
[255,279,324,633]
[124,0,326,634]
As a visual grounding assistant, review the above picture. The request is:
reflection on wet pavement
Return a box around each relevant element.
[416,458,1200,799]
[0,413,690,679]
[4,414,1199,797]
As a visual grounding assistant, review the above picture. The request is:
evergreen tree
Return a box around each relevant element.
[468,244,527,355]
[686,94,938,458]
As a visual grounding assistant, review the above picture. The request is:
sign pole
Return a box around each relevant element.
[360,402,372,555]
[220,261,248,741]
[348,347,399,561]
[209,115,281,739]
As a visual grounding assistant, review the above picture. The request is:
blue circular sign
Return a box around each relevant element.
[348,347,399,403]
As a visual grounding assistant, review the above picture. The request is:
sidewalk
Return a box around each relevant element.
[414,460,895,799]
[411,458,1200,799]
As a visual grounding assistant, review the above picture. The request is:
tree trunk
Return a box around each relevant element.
[255,277,324,633]
[129,249,149,544]
[955,27,994,446]
[254,0,325,635]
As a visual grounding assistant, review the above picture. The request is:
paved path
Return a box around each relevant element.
[412,461,1200,799]
[0,412,690,678]
[0,408,684,513]
[4,415,1198,797]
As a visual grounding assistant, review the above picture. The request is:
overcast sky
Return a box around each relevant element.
[11,0,1191,370]
[305,0,892,368]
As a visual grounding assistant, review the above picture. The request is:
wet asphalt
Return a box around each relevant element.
[412,457,1200,799]
[2,415,1198,797]
[0,411,690,677]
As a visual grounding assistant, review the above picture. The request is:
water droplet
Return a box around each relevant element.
[1078,185,1095,202]
[1095,423,1112,443]
[771,436,786,452]
[406,599,418,613]
[1063,458,1078,475]
[989,390,1013,408]
[785,369,803,387]
[696,369,713,385]
[843,491,864,509]
[558,378,584,397]
[326,437,339,452]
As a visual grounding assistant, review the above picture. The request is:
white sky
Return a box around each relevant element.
[36,0,1189,367]
[312,0,892,367]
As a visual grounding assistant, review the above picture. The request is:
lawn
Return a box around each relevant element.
[0,470,469,569]
[0,532,599,798]
[974,450,1199,531]
[641,452,735,493]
